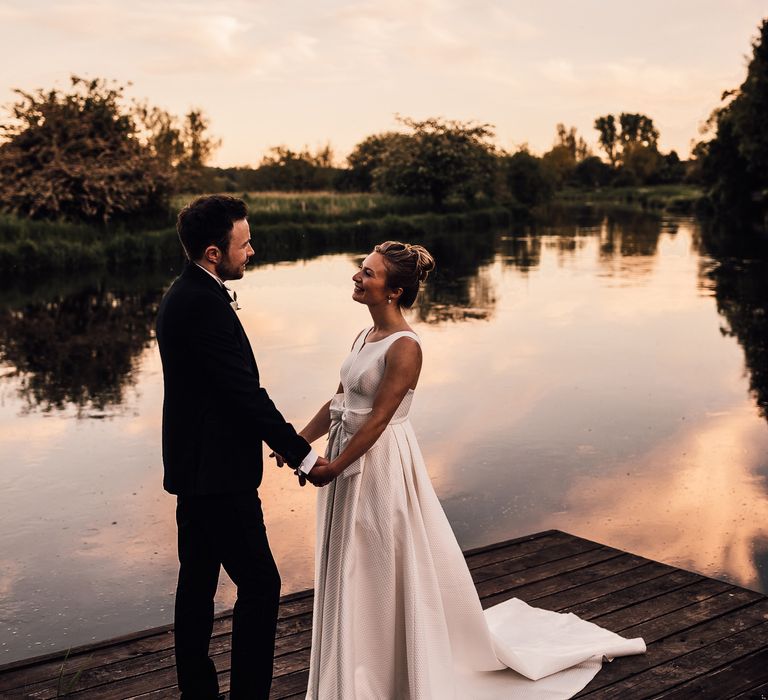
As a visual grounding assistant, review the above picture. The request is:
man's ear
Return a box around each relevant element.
[203,245,221,264]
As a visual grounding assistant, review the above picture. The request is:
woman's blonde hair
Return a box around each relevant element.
[374,241,436,308]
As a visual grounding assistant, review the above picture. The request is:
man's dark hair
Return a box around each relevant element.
[176,195,248,261]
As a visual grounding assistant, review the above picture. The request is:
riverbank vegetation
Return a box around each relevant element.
[0,192,519,275]
[555,184,705,215]
[692,19,768,225]
[1,15,767,275]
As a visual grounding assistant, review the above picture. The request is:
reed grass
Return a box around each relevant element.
[0,194,518,276]
[556,184,705,214]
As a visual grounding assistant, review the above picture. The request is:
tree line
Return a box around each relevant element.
[0,16,766,224]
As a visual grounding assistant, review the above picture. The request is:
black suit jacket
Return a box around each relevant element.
[156,263,310,495]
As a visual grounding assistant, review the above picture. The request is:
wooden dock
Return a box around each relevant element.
[1,530,767,699]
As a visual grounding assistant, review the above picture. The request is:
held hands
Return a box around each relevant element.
[305,459,337,488]
[268,451,337,487]
[268,450,309,485]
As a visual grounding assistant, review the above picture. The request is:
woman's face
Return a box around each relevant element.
[352,252,392,307]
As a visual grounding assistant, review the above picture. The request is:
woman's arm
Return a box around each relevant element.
[299,382,343,443]
[299,330,367,447]
[271,382,341,466]
[310,338,421,484]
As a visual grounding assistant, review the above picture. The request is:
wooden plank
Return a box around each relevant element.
[16,628,312,700]
[270,669,310,699]
[468,531,602,575]
[579,619,768,699]
[575,597,768,696]
[481,557,664,609]
[0,603,314,695]
[2,530,767,700]
[652,647,768,699]
[565,575,731,624]
[471,540,617,585]
[732,678,768,699]
[541,569,703,619]
[0,590,313,680]
[463,529,558,559]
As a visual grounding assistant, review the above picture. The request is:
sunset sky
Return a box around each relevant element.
[1,1,766,166]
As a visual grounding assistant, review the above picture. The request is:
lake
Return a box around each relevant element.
[2,207,767,665]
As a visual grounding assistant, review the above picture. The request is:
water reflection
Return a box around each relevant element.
[0,272,170,416]
[3,209,768,665]
[541,408,768,592]
[700,225,768,419]
[0,231,501,413]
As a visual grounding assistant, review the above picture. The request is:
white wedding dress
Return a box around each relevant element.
[306,329,645,699]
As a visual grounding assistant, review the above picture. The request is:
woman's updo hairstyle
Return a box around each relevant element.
[374,241,436,308]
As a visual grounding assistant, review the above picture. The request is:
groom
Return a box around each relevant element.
[156,195,325,699]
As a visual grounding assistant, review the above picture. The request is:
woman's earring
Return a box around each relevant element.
[387,296,392,304]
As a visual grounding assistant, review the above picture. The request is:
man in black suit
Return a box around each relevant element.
[156,195,325,699]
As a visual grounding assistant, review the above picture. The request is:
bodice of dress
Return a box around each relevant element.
[339,327,420,417]
[325,328,421,479]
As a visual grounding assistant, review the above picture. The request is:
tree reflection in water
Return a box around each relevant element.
[700,224,768,419]
[0,229,505,412]
[412,230,497,323]
[7,211,763,422]
[0,271,174,415]
[699,223,768,592]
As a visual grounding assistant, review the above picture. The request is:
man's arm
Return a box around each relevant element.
[192,296,311,468]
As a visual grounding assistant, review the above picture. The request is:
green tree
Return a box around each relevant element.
[0,77,169,222]
[255,145,339,191]
[697,19,768,217]
[619,142,663,185]
[593,112,662,184]
[573,155,613,188]
[0,76,217,221]
[343,132,407,191]
[372,116,497,207]
[618,113,659,150]
[541,124,591,187]
[504,149,555,207]
[594,115,618,166]
[176,110,220,190]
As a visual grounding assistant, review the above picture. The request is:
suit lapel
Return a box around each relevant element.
[185,263,259,376]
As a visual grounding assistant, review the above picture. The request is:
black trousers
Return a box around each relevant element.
[174,491,281,700]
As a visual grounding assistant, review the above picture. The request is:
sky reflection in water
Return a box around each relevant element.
[1,211,767,663]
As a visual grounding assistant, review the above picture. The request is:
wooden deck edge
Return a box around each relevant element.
[0,589,315,676]
[2,535,563,675]
[462,529,559,557]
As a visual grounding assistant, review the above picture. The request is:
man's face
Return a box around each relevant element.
[215,218,253,281]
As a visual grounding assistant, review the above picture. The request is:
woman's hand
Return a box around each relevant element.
[307,462,338,487]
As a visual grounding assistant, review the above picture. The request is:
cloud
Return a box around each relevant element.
[0,0,321,77]
[539,59,579,85]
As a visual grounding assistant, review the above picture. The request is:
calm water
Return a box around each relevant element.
[2,208,768,664]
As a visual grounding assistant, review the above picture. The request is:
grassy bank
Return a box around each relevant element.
[172,191,435,224]
[0,193,522,276]
[555,184,705,214]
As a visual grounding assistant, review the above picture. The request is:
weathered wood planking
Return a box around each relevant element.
[1,530,766,699]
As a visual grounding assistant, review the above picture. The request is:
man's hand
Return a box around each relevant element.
[269,451,285,468]
[293,456,330,488]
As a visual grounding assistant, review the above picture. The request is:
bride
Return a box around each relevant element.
[286,241,645,699]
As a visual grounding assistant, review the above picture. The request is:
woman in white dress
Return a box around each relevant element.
[292,241,645,699]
